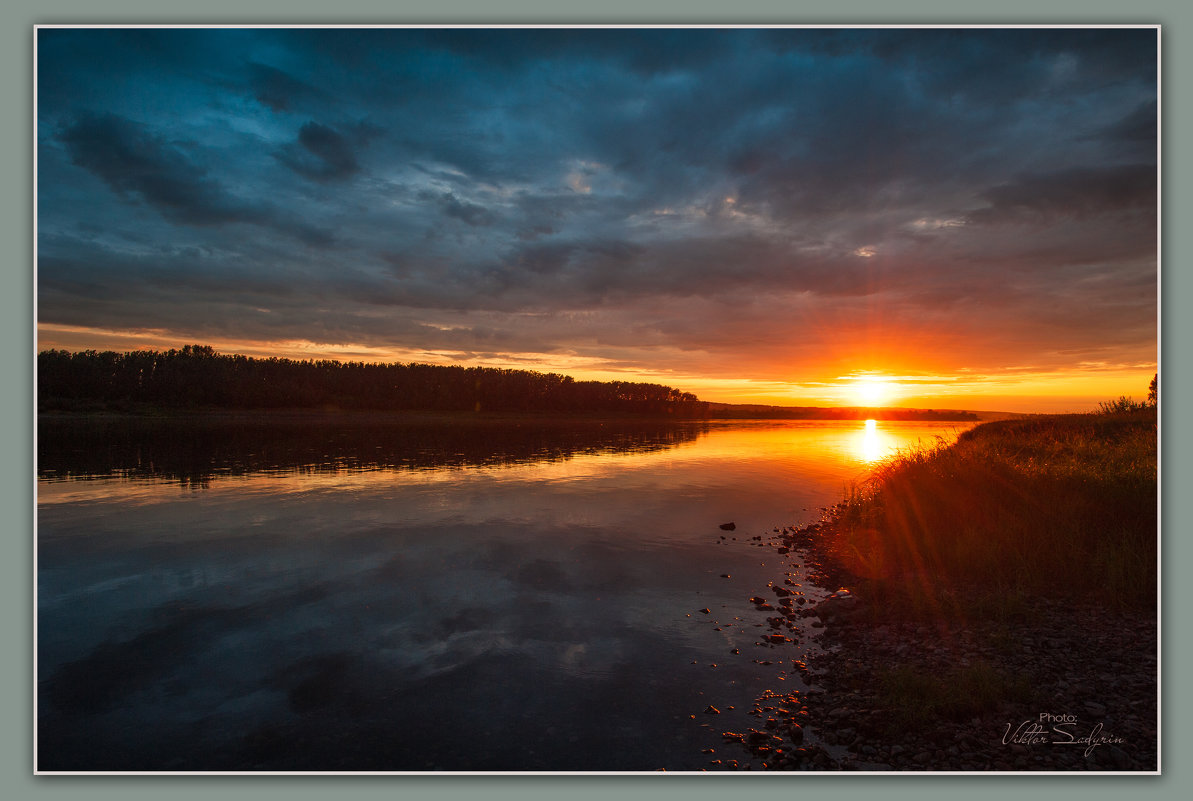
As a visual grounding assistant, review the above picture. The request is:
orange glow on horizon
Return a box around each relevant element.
[36,323,1156,416]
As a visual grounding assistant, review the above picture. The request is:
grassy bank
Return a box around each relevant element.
[817,409,1157,616]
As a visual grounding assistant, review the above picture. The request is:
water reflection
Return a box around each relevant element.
[37,418,972,771]
[855,418,947,464]
[38,414,707,486]
[860,418,896,464]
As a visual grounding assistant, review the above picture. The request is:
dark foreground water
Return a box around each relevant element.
[37,415,970,772]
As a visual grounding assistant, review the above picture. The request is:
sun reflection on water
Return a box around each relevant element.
[858,419,895,464]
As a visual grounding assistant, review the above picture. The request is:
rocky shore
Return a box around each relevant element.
[719,520,1158,772]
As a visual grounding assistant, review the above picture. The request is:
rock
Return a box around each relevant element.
[788,723,804,745]
[705,705,721,715]
[720,522,736,531]
[699,608,711,614]
[815,592,861,622]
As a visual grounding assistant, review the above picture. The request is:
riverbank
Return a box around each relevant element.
[736,410,1158,771]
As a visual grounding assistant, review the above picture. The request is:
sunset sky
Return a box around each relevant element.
[35,27,1158,412]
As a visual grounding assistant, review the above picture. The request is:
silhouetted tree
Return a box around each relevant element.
[37,346,712,418]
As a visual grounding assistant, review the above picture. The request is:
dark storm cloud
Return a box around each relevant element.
[968,164,1157,224]
[411,27,738,75]
[60,113,261,226]
[1090,100,1158,162]
[277,122,361,183]
[1099,100,1159,145]
[862,28,1156,99]
[36,27,1157,380]
[58,112,334,246]
[248,62,320,112]
[516,224,556,242]
[418,190,495,227]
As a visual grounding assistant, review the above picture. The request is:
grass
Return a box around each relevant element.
[876,661,1036,728]
[822,408,1157,615]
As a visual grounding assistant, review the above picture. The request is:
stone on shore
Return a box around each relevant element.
[814,590,861,622]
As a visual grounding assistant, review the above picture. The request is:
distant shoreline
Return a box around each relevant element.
[36,406,992,424]
[37,347,997,423]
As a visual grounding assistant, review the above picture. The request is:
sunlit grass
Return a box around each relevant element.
[824,409,1157,615]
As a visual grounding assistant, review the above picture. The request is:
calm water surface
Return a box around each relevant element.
[37,417,971,771]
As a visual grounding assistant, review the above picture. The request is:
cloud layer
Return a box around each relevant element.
[36,28,1158,404]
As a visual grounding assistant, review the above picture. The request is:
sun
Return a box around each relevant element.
[852,377,894,407]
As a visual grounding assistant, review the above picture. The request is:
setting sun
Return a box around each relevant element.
[852,378,895,407]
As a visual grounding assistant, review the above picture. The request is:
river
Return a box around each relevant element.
[36,415,972,771]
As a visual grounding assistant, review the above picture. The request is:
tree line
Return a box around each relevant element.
[37,345,711,417]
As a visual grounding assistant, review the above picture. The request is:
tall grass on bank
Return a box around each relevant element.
[825,409,1157,614]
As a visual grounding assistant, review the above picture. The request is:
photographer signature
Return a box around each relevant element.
[1002,713,1125,757]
